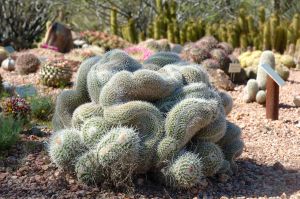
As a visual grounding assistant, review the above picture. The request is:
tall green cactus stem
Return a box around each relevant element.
[127,18,138,43]
[274,26,287,54]
[154,18,162,40]
[110,8,118,35]
[48,129,86,169]
[162,152,203,188]
[270,14,280,49]
[292,14,300,39]
[156,0,163,14]
[263,21,271,50]
[243,79,259,103]
[256,51,275,90]
[189,141,224,176]
[72,103,103,130]
[167,23,175,43]
[258,6,265,26]
[240,34,248,50]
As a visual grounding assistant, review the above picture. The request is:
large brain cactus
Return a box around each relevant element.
[49,49,244,189]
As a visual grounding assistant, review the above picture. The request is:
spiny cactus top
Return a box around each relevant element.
[49,49,243,189]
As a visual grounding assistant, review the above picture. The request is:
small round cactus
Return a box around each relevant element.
[48,129,86,169]
[15,53,40,75]
[256,90,266,104]
[40,59,73,87]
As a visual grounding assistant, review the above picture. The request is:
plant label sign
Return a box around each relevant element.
[228,62,241,73]
[261,64,285,87]
[4,46,15,54]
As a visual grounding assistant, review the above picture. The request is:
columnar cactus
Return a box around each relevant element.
[49,49,243,189]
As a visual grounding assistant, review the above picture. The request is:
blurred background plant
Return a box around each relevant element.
[1,0,300,49]
[0,115,23,150]
[28,96,54,121]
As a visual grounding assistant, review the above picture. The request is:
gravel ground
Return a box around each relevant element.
[0,70,299,199]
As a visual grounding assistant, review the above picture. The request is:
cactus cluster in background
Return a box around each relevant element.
[243,51,276,105]
[15,53,41,75]
[40,58,73,87]
[49,49,244,189]
[239,50,293,81]
[81,31,132,51]
[180,36,247,88]
[108,2,300,55]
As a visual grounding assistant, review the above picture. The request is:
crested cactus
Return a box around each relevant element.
[71,103,103,130]
[49,49,243,189]
[144,52,181,68]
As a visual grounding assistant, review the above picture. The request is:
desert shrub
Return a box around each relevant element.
[0,0,52,49]
[0,115,23,150]
[29,96,54,121]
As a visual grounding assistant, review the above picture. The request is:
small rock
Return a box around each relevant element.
[294,96,300,107]
[1,57,15,71]
[0,172,9,180]
[273,161,285,170]
[15,84,37,98]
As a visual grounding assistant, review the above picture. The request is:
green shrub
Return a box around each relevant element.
[29,96,54,121]
[0,115,23,150]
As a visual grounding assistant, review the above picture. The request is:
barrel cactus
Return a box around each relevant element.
[15,53,40,75]
[40,59,73,87]
[49,49,243,189]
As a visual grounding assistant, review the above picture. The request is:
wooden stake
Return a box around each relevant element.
[266,76,279,120]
